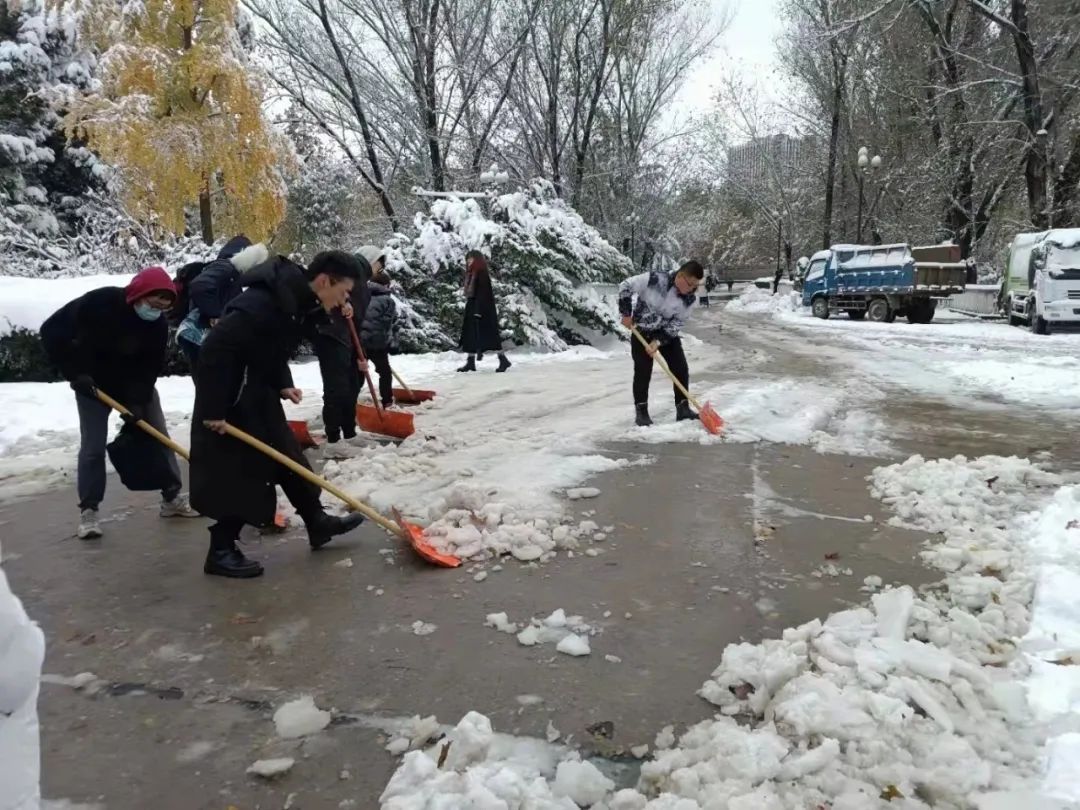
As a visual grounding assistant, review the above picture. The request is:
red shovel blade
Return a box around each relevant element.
[393,387,436,404]
[356,404,415,440]
[391,508,461,568]
[288,420,320,448]
[699,402,725,436]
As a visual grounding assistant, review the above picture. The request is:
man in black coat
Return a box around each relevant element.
[311,253,372,445]
[190,251,368,578]
[457,250,510,373]
[40,266,198,539]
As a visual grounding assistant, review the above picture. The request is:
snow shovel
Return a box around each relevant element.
[216,421,460,568]
[345,318,415,440]
[391,368,436,405]
[629,326,724,436]
[288,420,320,449]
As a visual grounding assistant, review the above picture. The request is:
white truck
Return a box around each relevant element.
[1002,229,1080,334]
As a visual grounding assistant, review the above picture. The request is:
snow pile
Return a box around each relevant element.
[384,179,632,352]
[696,379,893,457]
[486,609,596,657]
[0,274,135,335]
[380,711,613,809]
[725,285,801,315]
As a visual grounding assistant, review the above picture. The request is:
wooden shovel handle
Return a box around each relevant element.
[629,326,704,412]
[389,367,414,396]
[345,314,384,416]
[220,421,403,537]
[95,389,190,461]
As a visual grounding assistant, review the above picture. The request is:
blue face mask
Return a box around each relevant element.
[134,302,163,321]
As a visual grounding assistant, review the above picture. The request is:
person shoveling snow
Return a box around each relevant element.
[619,260,719,431]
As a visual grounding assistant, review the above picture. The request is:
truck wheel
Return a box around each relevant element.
[1009,315,1022,327]
[1031,315,1049,335]
[812,297,829,319]
[867,298,890,323]
[846,309,866,320]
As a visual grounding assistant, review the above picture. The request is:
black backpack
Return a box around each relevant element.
[170,261,208,326]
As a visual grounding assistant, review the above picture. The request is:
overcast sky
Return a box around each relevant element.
[675,0,783,112]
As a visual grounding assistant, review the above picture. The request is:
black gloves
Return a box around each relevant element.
[70,374,97,398]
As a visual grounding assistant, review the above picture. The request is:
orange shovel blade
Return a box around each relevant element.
[356,404,415,440]
[391,508,461,568]
[392,387,436,404]
[288,420,319,448]
[700,403,725,436]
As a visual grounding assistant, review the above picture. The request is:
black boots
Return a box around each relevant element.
[496,354,512,373]
[635,404,653,427]
[205,547,264,578]
[307,511,365,550]
[457,355,476,372]
[676,401,699,422]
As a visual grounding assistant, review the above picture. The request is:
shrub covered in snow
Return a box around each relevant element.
[385,180,633,352]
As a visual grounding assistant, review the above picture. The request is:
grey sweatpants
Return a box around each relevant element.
[76,389,182,510]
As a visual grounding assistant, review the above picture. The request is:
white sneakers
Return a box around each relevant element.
[160,494,200,518]
[78,495,199,538]
[77,508,102,539]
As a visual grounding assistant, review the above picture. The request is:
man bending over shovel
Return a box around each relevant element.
[191,251,368,578]
[618,259,705,427]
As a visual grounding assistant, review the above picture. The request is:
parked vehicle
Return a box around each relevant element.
[1001,229,1080,334]
[801,243,967,323]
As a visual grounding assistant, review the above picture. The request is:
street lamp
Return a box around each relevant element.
[856,147,882,244]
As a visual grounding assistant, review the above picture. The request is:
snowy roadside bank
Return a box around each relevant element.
[374,453,1080,807]
[726,285,1080,413]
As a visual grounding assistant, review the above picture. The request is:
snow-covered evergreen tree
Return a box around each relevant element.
[0,0,102,270]
[386,180,632,352]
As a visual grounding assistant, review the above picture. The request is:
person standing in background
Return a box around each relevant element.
[457,250,510,373]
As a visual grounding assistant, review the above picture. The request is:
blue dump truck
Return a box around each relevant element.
[801,243,968,323]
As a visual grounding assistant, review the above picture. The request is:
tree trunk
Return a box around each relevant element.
[1010,0,1048,228]
[822,86,841,249]
[199,180,214,245]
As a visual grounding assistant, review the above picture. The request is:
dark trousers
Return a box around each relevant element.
[366,348,393,406]
[632,336,689,407]
[76,389,182,510]
[209,457,323,549]
[314,336,360,440]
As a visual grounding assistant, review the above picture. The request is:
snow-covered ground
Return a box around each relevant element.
[729,285,1080,413]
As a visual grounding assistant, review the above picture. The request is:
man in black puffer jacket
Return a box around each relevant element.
[310,252,372,445]
[190,251,369,578]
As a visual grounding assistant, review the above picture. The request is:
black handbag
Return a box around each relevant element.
[107,422,177,491]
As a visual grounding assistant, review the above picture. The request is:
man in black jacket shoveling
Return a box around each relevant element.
[40,267,199,539]
[311,251,372,446]
[190,251,368,578]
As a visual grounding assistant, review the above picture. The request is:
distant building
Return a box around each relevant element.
[726,134,802,189]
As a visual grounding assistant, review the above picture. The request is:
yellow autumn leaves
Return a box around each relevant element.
[63,0,290,243]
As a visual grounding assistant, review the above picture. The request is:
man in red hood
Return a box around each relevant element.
[41,267,200,539]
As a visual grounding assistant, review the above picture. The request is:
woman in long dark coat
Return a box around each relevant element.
[457,250,510,372]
